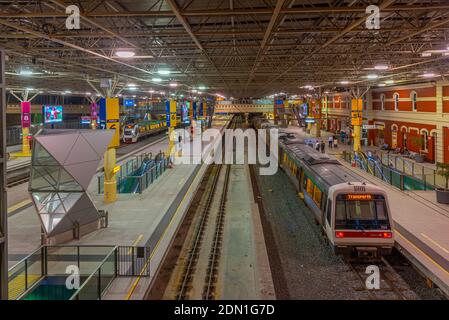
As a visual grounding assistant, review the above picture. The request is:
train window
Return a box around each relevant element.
[313,186,322,206]
[334,194,390,230]
[306,178,314,195]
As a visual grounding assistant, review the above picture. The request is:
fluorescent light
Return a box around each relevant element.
[65,90,72,94]
[115,50,135,58]
[127,83,137,87]
[422,72,436,78]
[152,78,162,82]
[378,83,386,87]
[367,74,378,79]
[340,81,349,85]
[374,64,389,70]
[128,87,137,91]
[198,85,206,90]
[159,91,165,94]
[191,89,198,93]
[19,69,33,76]
[158,69,171,75]
[149,90,155,93]
[169,82,178,87]
[85,92,91,95]
[385,80,394,84]
[422,52,431,57]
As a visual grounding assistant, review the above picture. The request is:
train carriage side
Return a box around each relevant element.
[279,140,395,257]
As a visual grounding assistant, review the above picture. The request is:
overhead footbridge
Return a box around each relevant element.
[214,101,274,114]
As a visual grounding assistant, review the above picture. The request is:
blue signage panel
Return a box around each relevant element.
[193,102,197,119]
[165,100,171,127]
[99,98,106,129]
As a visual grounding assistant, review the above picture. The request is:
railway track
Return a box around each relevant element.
[203,164,231,300]
[346,256,417,300]
[176,164,231,300]
[7,172,30,188]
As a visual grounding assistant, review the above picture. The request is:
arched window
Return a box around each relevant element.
[411,91,418,112]
[421,129,429,151]
[380,94,385,110]
[393,93,399,111]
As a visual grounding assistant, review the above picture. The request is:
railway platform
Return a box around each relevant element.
[280,124,449,296]
[6,119,231,300]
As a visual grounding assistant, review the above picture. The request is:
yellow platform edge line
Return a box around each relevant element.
[7,199,32,215]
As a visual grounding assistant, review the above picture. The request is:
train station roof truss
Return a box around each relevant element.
[2,1,449,98]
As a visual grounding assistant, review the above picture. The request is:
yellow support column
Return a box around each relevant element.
[104,98,120,203]
[21,127,31,155]
[103,147,117,203]
[18,101,32,157]
[167,100,177,157]
[351,98,363,152]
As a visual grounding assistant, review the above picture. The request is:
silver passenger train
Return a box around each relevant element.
[278,136,394,258]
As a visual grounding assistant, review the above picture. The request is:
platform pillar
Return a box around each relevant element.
[352,99,363,152]
[20,101,32,156]
[166,100,177,157]
[104,147,117,203]
[103,98,119,203]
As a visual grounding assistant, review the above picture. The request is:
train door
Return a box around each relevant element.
[296,167,303,190]
[324,198,333,238]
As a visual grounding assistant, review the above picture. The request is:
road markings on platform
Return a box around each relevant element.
[421,233,449,255]
[127,234,144,254]
[7,199,32,215]
[396,230,449,277]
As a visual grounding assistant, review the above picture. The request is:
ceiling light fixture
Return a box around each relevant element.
[158,70,171,75]
[367,74,379,79]
[115,50,135,58]
[374,64,389,70]
[422,72,436,78]
[152,77,162,82]
[19,69,33,76]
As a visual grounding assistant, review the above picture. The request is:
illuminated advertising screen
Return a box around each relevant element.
[182,104,189,123]
[124,99,135,107]
[43,105,63,123]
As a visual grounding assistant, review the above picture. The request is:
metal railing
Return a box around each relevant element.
[342,151,436,191]
[98,154,170,194]
[8,245,150,300]
[376,150,445,188]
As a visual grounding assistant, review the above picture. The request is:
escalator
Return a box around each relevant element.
[119,159,155,194]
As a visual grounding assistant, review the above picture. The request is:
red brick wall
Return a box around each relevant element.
[372,86,436,112]
[374,119,436,162]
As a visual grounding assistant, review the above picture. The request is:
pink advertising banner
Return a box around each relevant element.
[21,101,31,128]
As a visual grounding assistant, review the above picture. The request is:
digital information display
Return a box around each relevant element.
[43,105,63,123]
[345,194,373,201]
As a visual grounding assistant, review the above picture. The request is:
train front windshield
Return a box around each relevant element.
[335,194,390,230]
[124,128,134,136]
